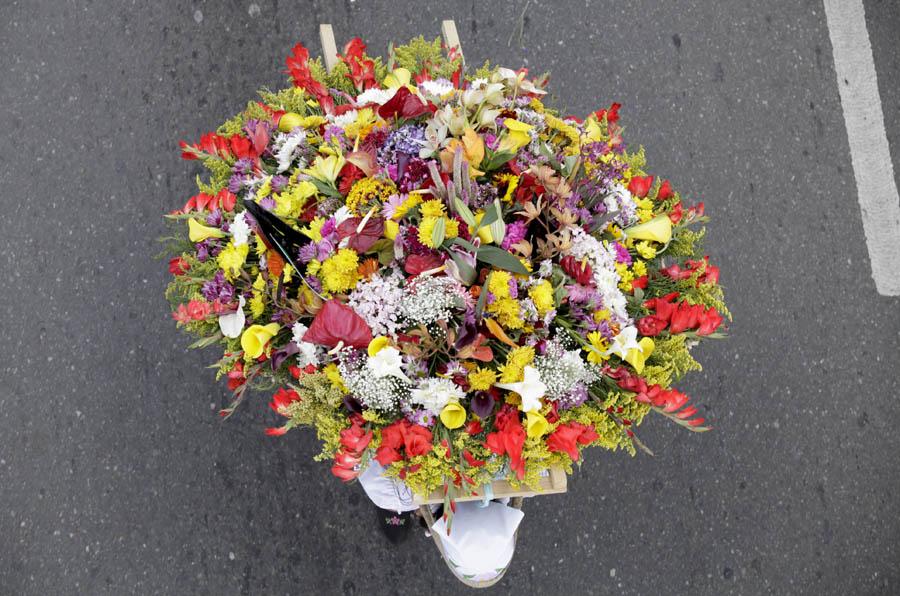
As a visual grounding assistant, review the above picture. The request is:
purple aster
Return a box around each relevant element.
[258,196,276,211]
[201,270,236,303]
[556,384,589,410]
[270,175,290,194]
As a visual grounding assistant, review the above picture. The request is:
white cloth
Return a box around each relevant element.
[431,501,524,580]
[357,461,418,513]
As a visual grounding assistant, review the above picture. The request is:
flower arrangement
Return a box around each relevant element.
[164,36,729,503]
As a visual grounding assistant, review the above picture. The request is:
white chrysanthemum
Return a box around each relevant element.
[418,79,454,98]
[231,211,251,246]
[332,110,358,129]
[274,129,308,173]
[356,87,395,105]
[409,377,465,413]
[291,322,319,367]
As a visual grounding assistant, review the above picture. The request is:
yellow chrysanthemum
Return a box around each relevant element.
[418,216,437,248]
[635,241,657,260]
[528,280,555,316]
[391,193,422,220]
[343,107,377,140]
[346,177,397,216]
[217,242,250,280]
[498,346,535,383]
[468,367,498,392]
[488,271,513,299]
[444,218,459,240]
[256,176,272,199]
[420,199,446,218]
[302,217,326,242]
[632,260,647,277]
[319,248,360,294]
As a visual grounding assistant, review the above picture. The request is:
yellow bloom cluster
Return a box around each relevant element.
[217,242,249,280]
[486,271,524,329]
[528,280,555,316]
[273,180,317,220]
[468,366,498,391]
[418,216,460,248]
[319,248,360,293]
[498,346,535,383]
[345,177,397,216]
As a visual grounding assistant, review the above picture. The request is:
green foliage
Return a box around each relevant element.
[469,61,496,81]
[622,146,647,176]
[202,157,232,192]
[645,334,702,386]
[284,372,350,459]
[667,226,706,257]
[390,36,461,80]
[258,87,311,114]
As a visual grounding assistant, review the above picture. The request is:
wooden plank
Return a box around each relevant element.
[319,24,339,73]
[413,465,567,505]
[441,19,464,63]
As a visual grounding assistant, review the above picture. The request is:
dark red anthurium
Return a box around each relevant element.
[303,300,372,349]
[336,216,384,253]
[378,86,432,120]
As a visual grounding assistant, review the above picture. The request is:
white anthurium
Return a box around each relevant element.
[291,322,319,367]
[366,347,411,383]
[332,205,352,226]
[231,211,251,246]
[606,325,642,360]
[495,365,547,413]
[218,295,246,338]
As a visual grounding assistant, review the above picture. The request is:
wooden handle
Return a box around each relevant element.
[441,19,464,63]
[319,24,339,73]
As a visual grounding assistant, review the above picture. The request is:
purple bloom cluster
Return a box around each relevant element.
[201,270,235,303]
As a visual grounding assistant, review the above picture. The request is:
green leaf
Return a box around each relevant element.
[188,332,223,349]
[481,149,515,172]
[450,237,478,252]
[478,203,500,228]
[488,199,506,245]
[452,197,477,228]
[310,178,342,199]
[476,245,529,275]
[475,273,491,321]
[431,216,446,248]
[371,238,395,266]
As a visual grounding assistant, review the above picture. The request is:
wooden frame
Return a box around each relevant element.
[413,465,567,505]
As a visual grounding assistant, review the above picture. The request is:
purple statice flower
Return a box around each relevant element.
[613,241,632,265]
[201,270,235,303]
[501,220,528,250]
[377,124,425,166]
[323,125,346,147]
[556,384,589,410]
[270,175,290,194]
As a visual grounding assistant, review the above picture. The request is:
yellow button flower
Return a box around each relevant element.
[188,218,226,243]
[440,401,467,429]
[240,323,280,359]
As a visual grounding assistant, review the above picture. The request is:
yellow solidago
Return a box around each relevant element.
[346,177,397,216]
[528,280,555,316]
[217,242,250,280]
[249,272,267,318]
[499,346,535,383]
[585,331,609,364]
[468,367,498,392]
[320,248,360,294]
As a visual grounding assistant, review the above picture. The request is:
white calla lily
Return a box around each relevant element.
[218,295,246,338]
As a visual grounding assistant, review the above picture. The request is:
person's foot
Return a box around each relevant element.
[375,506,412,544]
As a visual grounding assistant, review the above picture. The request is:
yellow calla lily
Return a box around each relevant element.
[473,211,494,244]
[188,218,226,243]
[383,68,412,89]
[384,219,399,240]
[624,337,655,374]
[440,401,467,429]
[525,410,550,438]
[367,336,390,357]
[623,214,672,244]
[240,323,280,359]
[497,118,534,154]
[278,112,304,132]
[302,154,345,185]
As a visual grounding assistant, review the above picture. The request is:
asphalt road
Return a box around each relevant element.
[1,1,899,594]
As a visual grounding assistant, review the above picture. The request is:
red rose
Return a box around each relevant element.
[656,179,674,201]
[637,315,667,337]
[168,257,190,275]
[628,175,654,198]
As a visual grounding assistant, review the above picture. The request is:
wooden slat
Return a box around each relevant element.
[441,19,464,63]
[319,24,339,73]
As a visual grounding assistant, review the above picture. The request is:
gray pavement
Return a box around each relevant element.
[1,1,899,594]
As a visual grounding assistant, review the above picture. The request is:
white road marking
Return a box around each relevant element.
[824,0,900,296]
